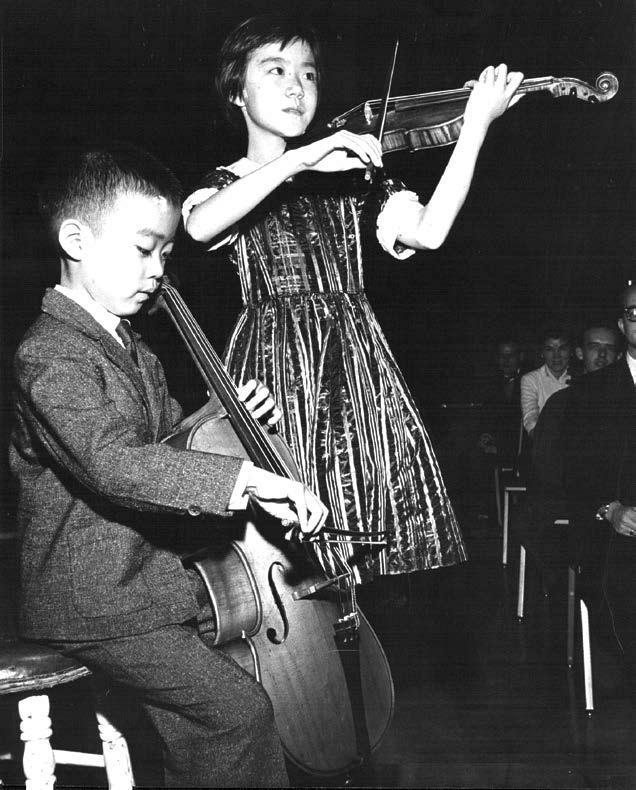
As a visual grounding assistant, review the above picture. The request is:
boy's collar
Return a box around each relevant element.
[54,285,121,342]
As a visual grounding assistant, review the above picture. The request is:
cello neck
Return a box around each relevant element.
[157,279,289,476]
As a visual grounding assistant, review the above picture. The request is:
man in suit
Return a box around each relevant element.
[513,324,620,587]
[9,143,327,786]
[476,339,524,457]
[563,284,636,700]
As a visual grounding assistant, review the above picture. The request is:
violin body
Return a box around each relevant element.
[158,285,395,777]
[322,72,619,153]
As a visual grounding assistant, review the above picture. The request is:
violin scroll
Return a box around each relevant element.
[539,71,619,103]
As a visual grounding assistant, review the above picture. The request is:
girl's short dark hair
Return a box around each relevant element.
[216,15,323,128]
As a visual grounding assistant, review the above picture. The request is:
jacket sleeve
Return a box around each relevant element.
[561,376,611,514]
[14,340,245,519]
[520,371,539,434]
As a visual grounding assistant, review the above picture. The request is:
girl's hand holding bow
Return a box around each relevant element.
[288,130,384,174]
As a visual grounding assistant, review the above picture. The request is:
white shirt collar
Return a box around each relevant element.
[542,364,570,383]
[55,285,123,345]
[626,351,636,385]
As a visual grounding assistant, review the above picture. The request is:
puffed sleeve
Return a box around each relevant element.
[182,168,240,250]
[359,177,419,260]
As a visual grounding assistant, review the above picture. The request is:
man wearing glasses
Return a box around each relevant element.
[563,282,636,704]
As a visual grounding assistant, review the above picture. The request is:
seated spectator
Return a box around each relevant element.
[476,339,525,462]
[513,324,620,588]
[458,340,526,519]
[479,340,524,406]
[520,328,572,437]
[563,286,636,700]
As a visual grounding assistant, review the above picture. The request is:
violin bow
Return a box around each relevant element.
[366,36,400,181]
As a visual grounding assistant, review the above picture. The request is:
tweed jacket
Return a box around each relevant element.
[10,288,245,640]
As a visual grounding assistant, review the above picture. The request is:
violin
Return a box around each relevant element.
[309,72,619,154]
[157,278,394,777]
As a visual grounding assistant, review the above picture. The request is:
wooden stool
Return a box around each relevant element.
[0,635,134,789]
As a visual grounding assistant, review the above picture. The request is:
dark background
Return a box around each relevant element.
[1,0,634,516]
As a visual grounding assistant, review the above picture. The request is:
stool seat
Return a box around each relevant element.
[0,634,91,694]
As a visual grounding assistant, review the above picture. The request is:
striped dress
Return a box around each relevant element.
[189,165,466,583]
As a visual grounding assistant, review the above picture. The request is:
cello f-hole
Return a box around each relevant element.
[266,562,289,645]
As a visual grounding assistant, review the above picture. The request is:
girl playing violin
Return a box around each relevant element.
[183,14,523,585]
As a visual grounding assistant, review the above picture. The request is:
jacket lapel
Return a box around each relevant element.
[41,288,156,429]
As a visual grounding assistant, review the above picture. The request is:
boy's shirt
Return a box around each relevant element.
[55,283,122,344]
[11,288,246,641]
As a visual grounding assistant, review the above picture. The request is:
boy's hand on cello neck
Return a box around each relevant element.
[238,379,283,428]
[233,378,326,537]
[462,64,524,133]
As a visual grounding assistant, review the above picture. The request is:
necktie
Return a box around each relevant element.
[115,320,139,365]
[503,376,514,404]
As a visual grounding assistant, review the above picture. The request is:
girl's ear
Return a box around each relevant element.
[58,219,92,261]
[231,90,246,108]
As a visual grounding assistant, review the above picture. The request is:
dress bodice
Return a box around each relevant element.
[200,169,402,306]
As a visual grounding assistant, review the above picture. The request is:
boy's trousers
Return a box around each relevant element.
[48,610,288,787]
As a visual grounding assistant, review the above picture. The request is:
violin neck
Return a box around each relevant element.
[518,76,561,95]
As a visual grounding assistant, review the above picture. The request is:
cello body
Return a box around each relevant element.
[159,289,394,777]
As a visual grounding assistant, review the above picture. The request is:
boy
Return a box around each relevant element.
[520,328,572,436]
[9,143,326,787]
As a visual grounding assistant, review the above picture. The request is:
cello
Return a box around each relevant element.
[157,278,394,778]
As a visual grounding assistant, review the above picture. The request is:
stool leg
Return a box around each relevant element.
[567,566,576,667]
[95,707,135,790]
[18,694,56,790]
[502,489,510,566]
[517,545,526,619]
[580,599,594,713]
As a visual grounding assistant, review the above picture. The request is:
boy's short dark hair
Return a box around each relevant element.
[216,14,323,128]
[38,142,183,239]
[539,326,571,346]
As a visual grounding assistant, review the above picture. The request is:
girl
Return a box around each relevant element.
[183,15,523,584]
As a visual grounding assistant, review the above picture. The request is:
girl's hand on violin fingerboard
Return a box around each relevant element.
[463,64,524,129]
[290,130,383,174]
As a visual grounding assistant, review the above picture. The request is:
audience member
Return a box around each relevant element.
[513,324,620,587]
[520,328,572,436]
[476,339,524,460]
[480,340,524,406]
[563,284,636,700]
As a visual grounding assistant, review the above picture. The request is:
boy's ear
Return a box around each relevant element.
[575,346,584,361]
[58,219,92,261]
